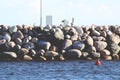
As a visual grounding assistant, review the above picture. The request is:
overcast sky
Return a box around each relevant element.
[0,0,120,26]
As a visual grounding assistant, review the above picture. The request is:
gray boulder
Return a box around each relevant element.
[9,26,17,34]
[12,30,24,40]
[23,42,35,50]
[94,41,107,51]
[64,49,82,59]
[62,39,72,51]
[3,33,11,42]
[54,28,64,40]
[38,41,51,50]
[0,52,17,60]
[73,41,85,51]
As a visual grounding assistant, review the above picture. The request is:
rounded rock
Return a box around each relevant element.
[15,38,22,45]
[101,49,111,57]
[12,30,24,40]
[64,49,82,59]
[24,55,33,61]
[31,37,38,43]
[23,42,35,50]
[103,56,112,60]
[62,39,72,51]
[0,52,17,60]
[0,39,6,45]
[86,36,94,46]
[38,41,51,51]
[18,48,29,55]
[3,33,11,42]
[45,51,59,57]
[73,41,85,51]
[94,41,107,51]
[9,26,17,34]
[112,54,119,60]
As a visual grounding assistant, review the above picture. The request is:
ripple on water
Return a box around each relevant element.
[0,60,120,80]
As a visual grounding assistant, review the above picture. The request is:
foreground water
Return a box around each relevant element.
[0,60,120,80]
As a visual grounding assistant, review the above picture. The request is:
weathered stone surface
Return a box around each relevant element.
[71,34,78,41]
[109,34,120,44]
[9,26,17,34]
[91,52,101,58]
[23,42,35,50]
[73,41,85,51]
[54,28,64,40]
[45,51,59,57]
[92,36,106,41]
[87,46,96,53]
[0,52,17,60]
[100,31,107,37]
[86,36,94,46]
[82,52,89,58]
[18,48,29,55]
[110,43,120,54]
[64,49,82,59]
[5,41,16,49]
[0,39,6,45]
[38,41,51,50]
[12,30,24,40]
[92,30,100,37]
[62,39,72,51]
[3,33,11,42]
[101,49,111,57]
[24,55,32,61]
[29,49,36,57]
[112,54,119,60]
[31,37,38,43]
[94,41,107,51]
[103,56,112,60]
[14,38,22,45]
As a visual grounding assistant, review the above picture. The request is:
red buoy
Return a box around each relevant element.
[95,59,101,66]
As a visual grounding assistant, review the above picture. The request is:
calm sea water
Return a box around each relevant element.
[0,60,120,80]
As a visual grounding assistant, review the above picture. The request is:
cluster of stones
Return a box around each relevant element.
[0,24,120,61]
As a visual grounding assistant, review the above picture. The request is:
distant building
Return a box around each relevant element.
[46,15,52,26]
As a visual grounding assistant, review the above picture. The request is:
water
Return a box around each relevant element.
[0,60,120,80]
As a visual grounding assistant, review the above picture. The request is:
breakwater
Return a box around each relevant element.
[0,24,119,61]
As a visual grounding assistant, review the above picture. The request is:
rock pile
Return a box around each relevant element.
[0,24,120,61]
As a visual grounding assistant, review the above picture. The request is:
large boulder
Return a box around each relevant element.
[86,36,94,46]
[101,49,111,57]
[23,42,35,50]
[74,26,84,35]
[5,41,16,50]
[3,33,11,42]
[38,40,51,51]
[9,26,17,34]
[0,52,17,61]
[62,39,72,51]
[92,30,100,37]
[64,49,82,59]
[24,55,33,61]
[72,41,85,51]
[109,34,120,44]
[45,51,59,57]
[12,30,24,40]
[71,34,78,41]
[110,43,120,54]
[14,38,22,45]
[0,39,6,45]
[54,28,64,40]
[94,41,107,51]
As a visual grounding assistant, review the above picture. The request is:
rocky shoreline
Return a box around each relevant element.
[0,24,120,61]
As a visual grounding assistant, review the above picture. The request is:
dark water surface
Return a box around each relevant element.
[0,60,120,80]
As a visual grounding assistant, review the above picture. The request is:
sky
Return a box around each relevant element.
[0,0,120,26]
